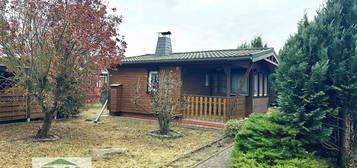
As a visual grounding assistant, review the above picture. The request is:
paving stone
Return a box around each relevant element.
[90,148,128,159]
[194,146,233,168]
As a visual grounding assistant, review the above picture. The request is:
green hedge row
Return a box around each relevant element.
[226,112,333,168]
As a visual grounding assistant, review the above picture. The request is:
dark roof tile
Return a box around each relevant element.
[123,48,274,64]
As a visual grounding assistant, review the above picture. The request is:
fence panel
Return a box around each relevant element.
[0,89,43,121]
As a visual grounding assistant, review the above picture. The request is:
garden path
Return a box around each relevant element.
[194,146,233,168]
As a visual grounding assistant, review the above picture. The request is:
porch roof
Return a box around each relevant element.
[122,48,277,65]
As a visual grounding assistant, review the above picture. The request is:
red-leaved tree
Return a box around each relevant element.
[0,0,126,138]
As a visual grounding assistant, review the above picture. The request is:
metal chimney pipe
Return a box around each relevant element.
[155,31,172,55]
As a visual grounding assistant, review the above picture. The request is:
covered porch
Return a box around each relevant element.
[183,95,245,122]
[181,62,254,122]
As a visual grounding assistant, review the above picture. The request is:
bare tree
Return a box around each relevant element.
[132,70,184,135]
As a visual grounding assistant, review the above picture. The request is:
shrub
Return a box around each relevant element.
[57,93,84,118]
[231,151,331,168]
[231,150,263,168]
[56,82,85,118]
[224,119,245,137]
[274,158,332,168]
[231,112,332,168]
[234,112,306,165]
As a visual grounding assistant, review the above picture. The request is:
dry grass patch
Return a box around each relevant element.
[0,106,223,168]
[268,107,279,114]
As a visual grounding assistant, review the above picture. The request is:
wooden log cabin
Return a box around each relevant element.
[108,32,278,122]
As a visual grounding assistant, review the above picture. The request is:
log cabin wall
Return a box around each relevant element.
[109,67,153,114]
[229,96,246,119]
[160,66,183,114]
[109,66,182,114]
[252,97,269,114]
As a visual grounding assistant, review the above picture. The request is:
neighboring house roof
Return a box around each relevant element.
[122,48,278,66]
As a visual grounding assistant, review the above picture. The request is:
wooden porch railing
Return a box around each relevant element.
[183,95,229,122]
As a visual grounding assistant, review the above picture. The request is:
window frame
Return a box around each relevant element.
[253,72,258,97]
[264,74,268,96]
[212,71,226,95]
[147,70,159,93]
[253,72,269,97]
[205,73,210,87]
[259,73,264,97]
[231,70,249,96]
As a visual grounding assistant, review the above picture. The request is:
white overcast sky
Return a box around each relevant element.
[108,0,326,57]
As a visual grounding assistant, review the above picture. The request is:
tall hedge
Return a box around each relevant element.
[275,0,357,167]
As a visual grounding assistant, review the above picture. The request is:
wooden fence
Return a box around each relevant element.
[183,95,229,122]
[0,90,43,121]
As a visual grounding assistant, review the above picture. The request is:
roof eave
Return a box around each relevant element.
[251,49,279,66]
[121,56,251,65]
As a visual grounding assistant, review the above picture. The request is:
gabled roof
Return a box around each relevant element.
[122,48,278,65]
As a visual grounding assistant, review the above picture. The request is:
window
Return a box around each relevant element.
[205,73,210,87]
[259,73,264,96]
[148,71,159,92]
[96,80,101,88]
[264,75,268,96]
[212,72,226,94]
[96,75,108,88]
[254,73,258,96]
[231,70,249,96]
[254,72,268,97]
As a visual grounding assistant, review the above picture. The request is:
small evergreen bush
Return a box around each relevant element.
[231,112,332,168]
[224,119,245,137]
[274,158,332,168]
[56,82,85,118]
[231,150,263,168]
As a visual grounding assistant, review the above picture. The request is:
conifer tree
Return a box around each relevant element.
[237,35,268,48]
[275,0,356,167]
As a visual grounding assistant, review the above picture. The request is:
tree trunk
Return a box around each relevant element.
[339,107,352,168]
[158,114,170,135]
[36,110,54,138]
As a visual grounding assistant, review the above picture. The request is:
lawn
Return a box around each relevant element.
[0,105,224,168]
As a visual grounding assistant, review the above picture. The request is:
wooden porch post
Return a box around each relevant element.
[224,67,231,97]
[224,66,231,121]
